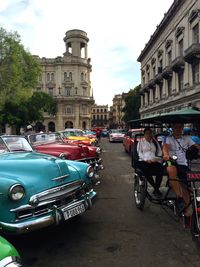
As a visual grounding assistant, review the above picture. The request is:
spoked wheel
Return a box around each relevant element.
[191,211,200,247]
[133,173,147,210]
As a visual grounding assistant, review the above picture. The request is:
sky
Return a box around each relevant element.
[0,0,174,106]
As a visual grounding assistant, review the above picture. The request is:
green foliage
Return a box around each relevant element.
[122,84,141,123]
[0,27,58,132]
[0,27,41,104]
[0,92,57,129]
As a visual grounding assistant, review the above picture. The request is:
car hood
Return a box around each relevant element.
[0,152,82,190]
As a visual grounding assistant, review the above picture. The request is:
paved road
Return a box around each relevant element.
[5,138,200,266]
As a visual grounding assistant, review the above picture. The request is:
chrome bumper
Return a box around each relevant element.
[0,191,96,234]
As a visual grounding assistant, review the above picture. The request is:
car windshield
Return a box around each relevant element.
[1,136,33,152]
[28,133,63,145]
[62,130,84,137]
[111,129,125,134]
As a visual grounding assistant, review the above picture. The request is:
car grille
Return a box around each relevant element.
[12,181,86,221]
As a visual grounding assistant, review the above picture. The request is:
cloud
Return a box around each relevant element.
[0,0,174,105]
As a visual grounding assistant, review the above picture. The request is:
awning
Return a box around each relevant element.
[128,107,200,126]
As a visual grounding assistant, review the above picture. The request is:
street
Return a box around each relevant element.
[5,137,200,267]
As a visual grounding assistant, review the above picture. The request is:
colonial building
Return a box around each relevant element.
[91,104,109,128]
[138,0,200,118]
[109,93,127,128]
[34,29,94,132]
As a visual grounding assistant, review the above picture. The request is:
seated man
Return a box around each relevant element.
[162,122,200,217]
[137,127,163,197]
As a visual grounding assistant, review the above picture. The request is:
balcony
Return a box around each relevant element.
[148,79,156,89]
[140,83,149,93]
[162,66,173,79]
[171,56,185,72]
[184,43,200,64]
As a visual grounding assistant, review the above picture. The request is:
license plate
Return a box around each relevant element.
[63,204,85,220]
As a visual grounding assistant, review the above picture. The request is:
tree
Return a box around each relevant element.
[0,27,57,133]
[122,84,141,123]
[0,92,58,134]
[0,27,41,104]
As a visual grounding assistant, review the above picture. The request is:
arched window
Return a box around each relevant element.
[65,121,73,129]
[47,73,50,81]
[82,121,86,130]
[81,73,84,81]
[51,73,54,81]
[64,72,67,81]
[69,72,72,81]
[48,122,55,132]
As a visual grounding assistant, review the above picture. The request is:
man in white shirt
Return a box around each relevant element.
[163,122,200,218]
[137,127,163,197]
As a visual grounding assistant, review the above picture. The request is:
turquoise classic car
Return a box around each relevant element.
[0,135,96,234]
[0,235,21,266]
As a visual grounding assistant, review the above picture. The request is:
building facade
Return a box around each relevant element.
[34,29,94,131]
[109,93,127,128]
[91,104,109,128]
[138,0,200,118]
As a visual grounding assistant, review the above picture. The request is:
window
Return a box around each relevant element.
[48,88,53,96]
[93,115,95,120]
[51,73,54,81]
[193,23,199,43]
[192,61,199,84]
[47,73,50,81]
[147,72,150,82]
[101,109,103,112]
[178,39,183,56]
[167,51,172,65]
[178,71,184,91]
[104,115,107,119]
[65,105,73,114]
[64,72,67,81]
[167,77,172,96]
[81,73,84,81]
[64,87,71,96]
[82,104,87,114]
[159,84,163,99]
[69,72,72,81]
[152,66,156,77]
[101,115,103,119]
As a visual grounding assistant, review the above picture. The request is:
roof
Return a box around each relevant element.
[128,107,200,125]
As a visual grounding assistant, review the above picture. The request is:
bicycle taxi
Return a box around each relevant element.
[129,107,200,245]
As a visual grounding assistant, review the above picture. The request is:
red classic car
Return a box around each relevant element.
[26,133,103,176]
[123,128,143,153]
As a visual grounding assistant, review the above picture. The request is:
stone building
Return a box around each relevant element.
[138,0,200,119]
[91,104,109,128]
[34,29,94,132]
[109,93,127,128]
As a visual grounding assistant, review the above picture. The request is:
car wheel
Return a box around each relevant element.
[133,173,147,210]
[191,211,200,247]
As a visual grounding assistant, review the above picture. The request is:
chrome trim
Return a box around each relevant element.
[1,190,96,234]
[52,174,69,181]
[0,256,21,266]
[29,181,84,205]
[9,184,25,201]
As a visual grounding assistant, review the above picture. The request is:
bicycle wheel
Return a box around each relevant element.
[191,211,200,246]
[133,173,147,210]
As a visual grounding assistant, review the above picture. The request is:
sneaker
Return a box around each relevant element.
[176,197,185,215]
[153,189,162,198]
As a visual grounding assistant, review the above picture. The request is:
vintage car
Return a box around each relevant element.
[0,236,22,266]
[0,135,97,234]
[62,129,97,145]
[108,129,126,142]
[123,128,143,153]
[59,131,92,146]
[26,133,103,177]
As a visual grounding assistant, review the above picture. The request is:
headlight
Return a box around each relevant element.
[87,166,95,179]
[9,184,25,201]
[96,147,101,154]
[59,153,67,159]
